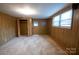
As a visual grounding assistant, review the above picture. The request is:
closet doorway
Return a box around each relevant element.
[20,20,28,36]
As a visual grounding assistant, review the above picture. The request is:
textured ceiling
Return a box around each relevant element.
[0,3,68,19]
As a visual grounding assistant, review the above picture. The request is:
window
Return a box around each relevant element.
[52,9,72,29]
[41,22,46,26]
[53,15,60,27]
[33,21,38,26]
[60,10,72,28]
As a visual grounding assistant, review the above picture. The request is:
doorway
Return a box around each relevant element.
[20,20,28,36]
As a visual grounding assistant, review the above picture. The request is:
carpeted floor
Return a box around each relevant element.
[0,35,66,55]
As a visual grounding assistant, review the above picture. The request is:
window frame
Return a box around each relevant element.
[33,21,38,27]
[52,9,73,29]
[52,15,60,27]
[41,22,47,27]
[60,9,73,29]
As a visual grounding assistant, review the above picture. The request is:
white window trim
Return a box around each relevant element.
[52,9,72,29]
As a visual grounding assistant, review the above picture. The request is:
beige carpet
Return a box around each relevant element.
[0,35,66,55]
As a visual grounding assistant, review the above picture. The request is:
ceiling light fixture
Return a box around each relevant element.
[16,6,37,15]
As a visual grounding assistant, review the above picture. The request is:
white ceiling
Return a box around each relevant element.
[0,3,68,19]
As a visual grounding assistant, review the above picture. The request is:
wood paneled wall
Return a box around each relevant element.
[0,12,16,45]
[16,19,20,37]
[75,6,79,54]
[27,18,33,36]
[32,19,48,35]
[48,4,79,54]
